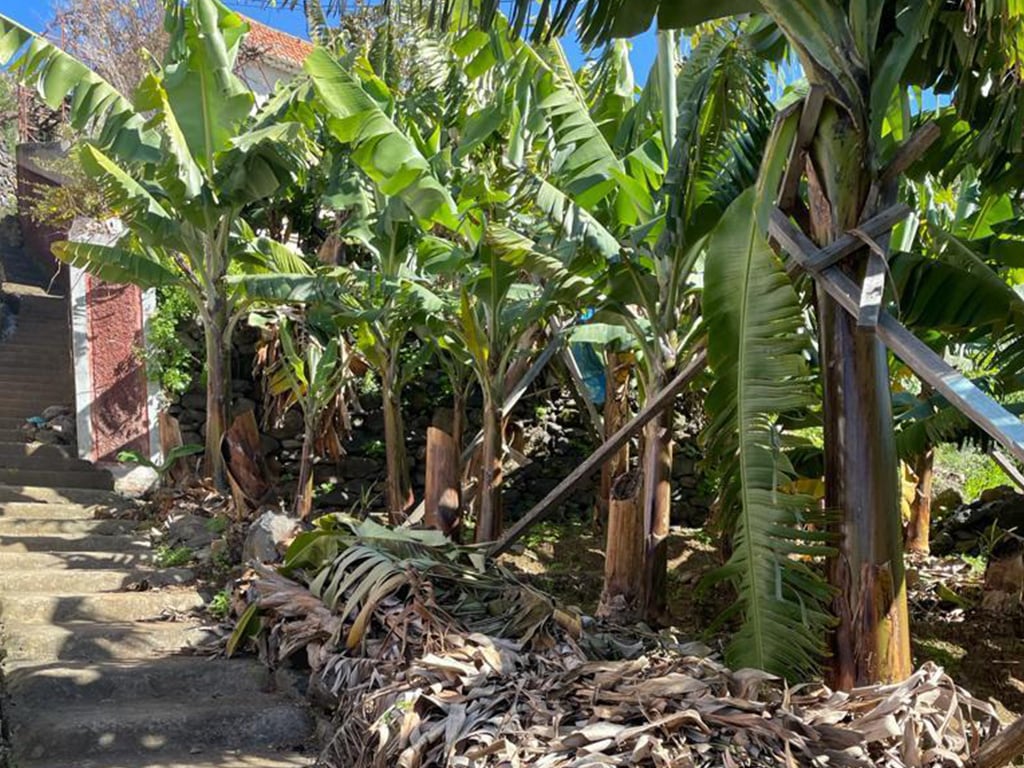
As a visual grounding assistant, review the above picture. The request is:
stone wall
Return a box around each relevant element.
[168,325,713,527]
[15,144,69,292]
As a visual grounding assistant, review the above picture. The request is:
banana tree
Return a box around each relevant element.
[250,311,353,518]
[461,0,1024,687]
[420,221,597,542]
[0,1,317,487]
[454,19,771,619]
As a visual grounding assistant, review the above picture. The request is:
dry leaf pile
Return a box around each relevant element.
[239,517,1002,768]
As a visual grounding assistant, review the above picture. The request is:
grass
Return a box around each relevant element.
[154,545,193,568]
[933,444,1011,503]
[208,589,231,620]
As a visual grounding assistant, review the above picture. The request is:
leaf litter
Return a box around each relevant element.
[231,515,1002,767]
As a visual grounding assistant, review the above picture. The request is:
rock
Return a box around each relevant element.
[260,434,281,456]
[933,487,962,517]
[181,431,202,447]
[31,429,62,445]
[232,398,256,417]
[337,455,382,479]
[243,510,304,564]
[269,409,304,439]
[48,415,75,436]
[41,404,71,420]
[980,485,1017,504]
[182,393,207,411]
[165,514,218,550]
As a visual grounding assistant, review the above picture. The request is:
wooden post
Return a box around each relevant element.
[597,351,631,530]
[974,716,1024,768]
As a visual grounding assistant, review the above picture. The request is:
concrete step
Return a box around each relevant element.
[0,387,71,399]
[7,657,277,706]
[0,501,96,518]
[2,619,216,663]
[0,485,125,505]
[19,752,316,768]
[0,533,150,553]
[0,454,102,473]
[0,549,156,569]
[11,697,313,762]
[0,567,192,593]
[0,516,139,535]
[0,441,73,459]
[0,590,205,622]
[0,398,74,412]
[0,467,113,490]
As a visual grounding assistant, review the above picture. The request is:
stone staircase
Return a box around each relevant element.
[0,248,317,766]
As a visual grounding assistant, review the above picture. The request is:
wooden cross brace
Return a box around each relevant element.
[769,207,1024,467]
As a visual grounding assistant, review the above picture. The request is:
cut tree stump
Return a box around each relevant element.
[425,413,461,539]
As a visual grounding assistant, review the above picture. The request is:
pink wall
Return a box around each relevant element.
[84,275,150,462]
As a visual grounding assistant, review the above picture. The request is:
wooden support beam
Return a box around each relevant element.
[779,87,825,213]
[489,347,708,557]
[879,122,942,186]
[990,448,1024,492]
[856,244,888,328]
[785,203,911,277]
[770,209,1024,466]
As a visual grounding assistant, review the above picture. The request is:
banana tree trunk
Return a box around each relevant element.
[475,386,503,543]
[294,426,315,519]
[809,106,912,689]
[202,296,231,490]
[906,447,934,554]
[381,371,412,524]
[598,351,631,529]
[641,401,673,623]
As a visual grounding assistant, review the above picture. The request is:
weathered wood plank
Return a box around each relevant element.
[489,347,708,557]
[880,122,942,186]
[785,203,912,277]
[770,209,1024,465]
[779,86,825,212]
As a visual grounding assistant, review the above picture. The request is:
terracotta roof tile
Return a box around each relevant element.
[241,15,315,70]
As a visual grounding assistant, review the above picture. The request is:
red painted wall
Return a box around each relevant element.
[84,275,150,462]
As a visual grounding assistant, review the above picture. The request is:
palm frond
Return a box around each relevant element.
[702,188,833,680]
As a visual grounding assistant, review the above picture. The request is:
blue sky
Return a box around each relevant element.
[0,0,658,79]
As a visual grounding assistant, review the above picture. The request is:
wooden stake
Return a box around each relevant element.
[158,410,191,487]
[489,347,707,557]
[786,203,912,276]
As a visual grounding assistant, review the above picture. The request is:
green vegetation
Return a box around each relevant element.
[142,285,197,396]
[154,545,193,568]
[207,589,232,620]
[8,0,1024,693]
